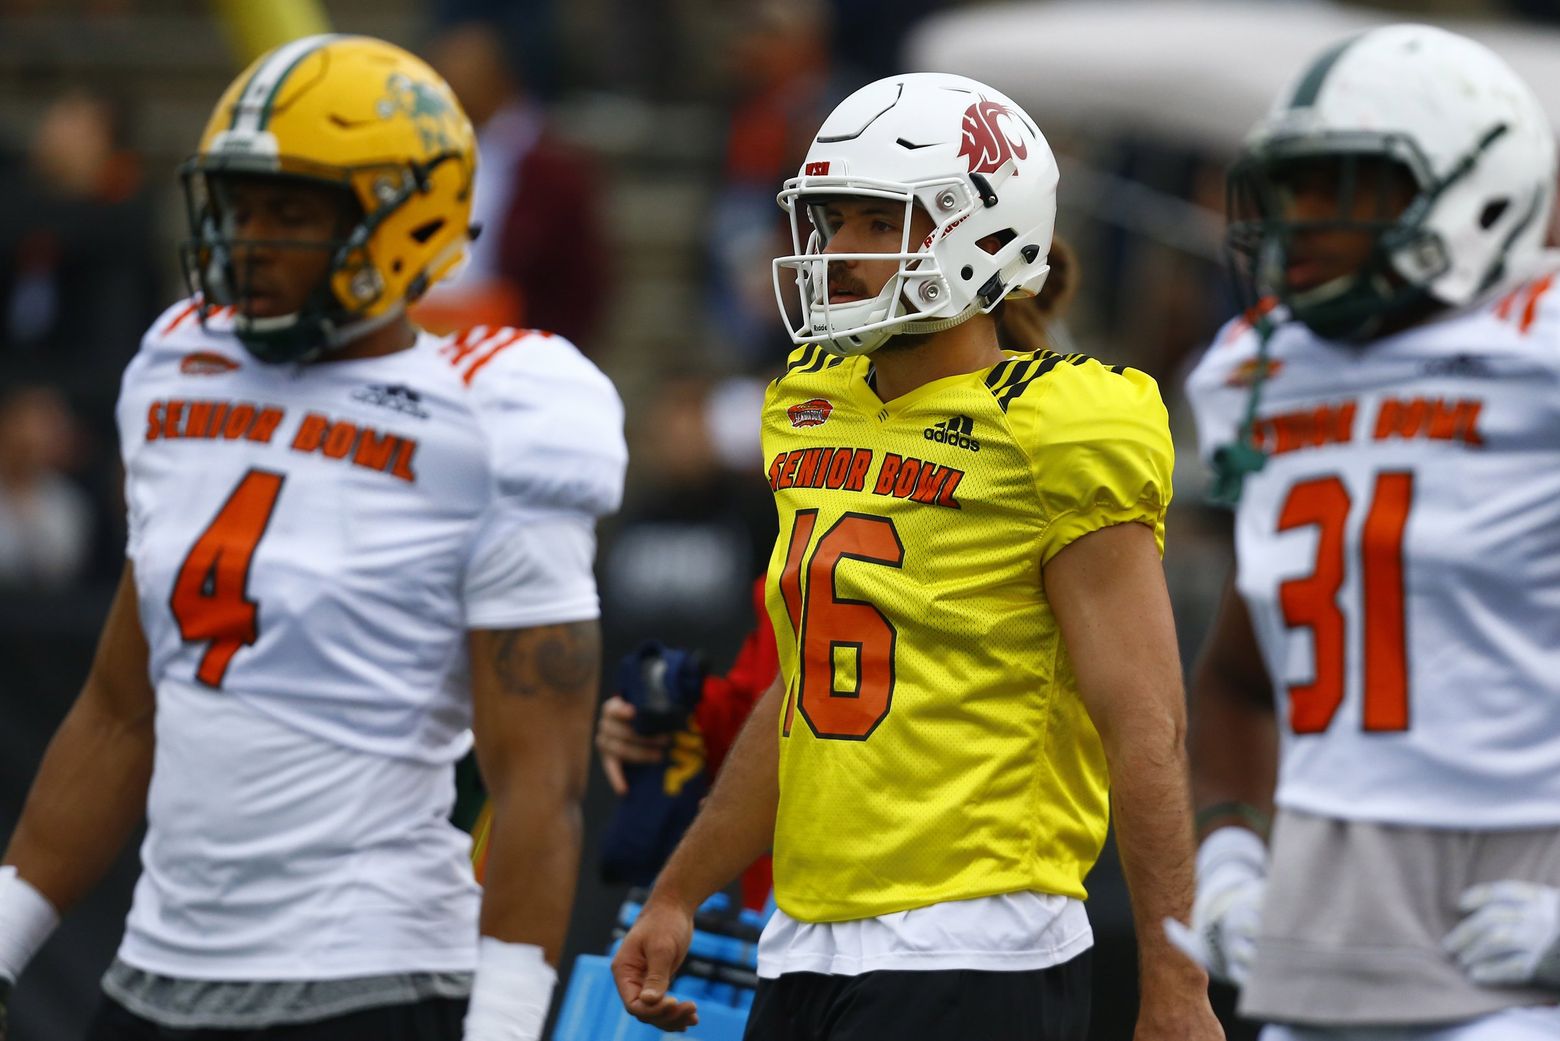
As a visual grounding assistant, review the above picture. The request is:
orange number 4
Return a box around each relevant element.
[170,469,285,687]
[779,510,904,740]
[1277,472,1413,734]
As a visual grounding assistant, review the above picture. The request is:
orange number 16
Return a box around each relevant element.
[1277,472,1413,734]
[170,469,285,688]
[778,510,904,740]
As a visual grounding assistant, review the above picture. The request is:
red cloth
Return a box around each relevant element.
[493,129,610,354]
[693,577,778,909]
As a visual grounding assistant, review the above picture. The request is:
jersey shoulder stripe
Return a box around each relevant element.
[774,344,844,385]
[985,350,1118,412]
[1489,267,1558,339]
[152,297,239,343]
[439,325,555,387]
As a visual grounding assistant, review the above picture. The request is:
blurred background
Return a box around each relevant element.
[0,0,1556,1038]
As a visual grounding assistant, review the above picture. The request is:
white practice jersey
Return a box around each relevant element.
[113,300,626,979]
[1187,261,1560,829]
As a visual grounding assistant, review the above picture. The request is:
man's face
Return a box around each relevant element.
[211,175,355,319]
[1270,156,1417,293]
[812,196,936,304]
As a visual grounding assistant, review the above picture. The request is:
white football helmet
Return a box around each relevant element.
[773,72,1057,357]
[1228,24,1556,341]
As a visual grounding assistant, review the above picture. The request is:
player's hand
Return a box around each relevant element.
[1445,881,1560,989]
[611,896,698,1032]
[1186,826,1267,986]
[595,696,672,795]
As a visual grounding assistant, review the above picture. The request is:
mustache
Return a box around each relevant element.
[826,270,870,297]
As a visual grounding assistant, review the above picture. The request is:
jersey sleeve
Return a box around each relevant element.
[465,330,629,517]
[463,510,601,628]
[1017,358,1175,565]
[461,330,628,627]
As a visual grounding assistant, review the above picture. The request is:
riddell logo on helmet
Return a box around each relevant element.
[958,99,1028,175]
[180,351,241,375]
[924,414,980,451]
[805,161,831,176]
[788,398,834,428]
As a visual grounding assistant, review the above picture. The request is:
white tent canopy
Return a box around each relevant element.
[904,0,1560,157]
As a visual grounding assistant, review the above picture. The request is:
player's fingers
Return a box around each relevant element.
[601,697,637,725]
[610,937,648,1008]
[1457,880,1534,912]
[1467,951,1530,985]
[596,700,633,746]
[603,752,628,796]
[1228,939,1256,986]
[617,736,673,762]
[627,993,699,1031]
[1444,911,1491,958]
[1446,916,1520,965]
[639,932,687,1004]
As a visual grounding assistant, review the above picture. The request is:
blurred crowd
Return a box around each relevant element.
[0,4,1557,1041]
[0,0,1550,634]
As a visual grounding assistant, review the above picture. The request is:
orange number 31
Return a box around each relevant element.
[778,510,904,740]
[1277,472,1413,734]
[170,469,285,687]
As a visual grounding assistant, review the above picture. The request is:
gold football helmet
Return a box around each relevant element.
[180,34,477,361]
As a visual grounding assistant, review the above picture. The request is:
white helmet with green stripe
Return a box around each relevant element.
[1228,24,1555,341]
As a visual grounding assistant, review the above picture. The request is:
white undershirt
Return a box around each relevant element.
[756,892,1092,978]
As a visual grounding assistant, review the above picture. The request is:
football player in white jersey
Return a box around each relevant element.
[1182,24,1560,1041]
[0,35,626,1041]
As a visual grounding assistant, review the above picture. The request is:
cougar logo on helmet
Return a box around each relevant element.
[959,99,1028,175]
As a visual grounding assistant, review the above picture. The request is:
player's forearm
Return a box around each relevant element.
[468,619,601,964]
[1103,707,1211,1001]
[3,685,153,913]
[1187,675,1277,836]
[1187,572,1277,836]
[646,678,781,913]
[477,782,584,965]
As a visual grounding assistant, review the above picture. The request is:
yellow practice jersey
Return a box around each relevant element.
[762,345,1173,923]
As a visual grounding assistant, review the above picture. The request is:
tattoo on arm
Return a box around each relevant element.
[489,621,601,699]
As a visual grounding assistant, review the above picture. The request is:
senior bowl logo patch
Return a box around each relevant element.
[959,98,1028,175]
[1224,357,1285,388]
[788,398,834,428]
[180,351,241,375]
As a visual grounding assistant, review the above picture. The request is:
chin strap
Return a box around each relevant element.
[900,307,978,335]
[320,300,408,350]
[1209,309,1278,507]
[234,300,408,363]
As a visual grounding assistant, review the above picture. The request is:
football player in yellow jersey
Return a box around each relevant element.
[611,73,1221,1041]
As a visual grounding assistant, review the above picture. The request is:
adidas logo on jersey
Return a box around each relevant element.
[353,383,430,419]
[924,414,980,452]
[1423,354,1497,379]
